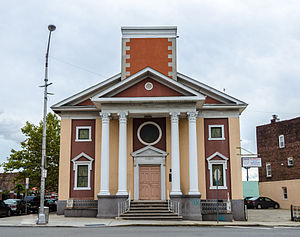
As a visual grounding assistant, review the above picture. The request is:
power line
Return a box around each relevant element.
[50,56,107,78]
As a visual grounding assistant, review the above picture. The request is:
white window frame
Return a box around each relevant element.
[266,163,272,177]
[288,157,294,167]
[137,121,162,146]
[206,152,228,189]
[282,187,288,200]
[208,125,225,140]
[75,126,92,142]
[279,135,285,148]
[72,152,94,190]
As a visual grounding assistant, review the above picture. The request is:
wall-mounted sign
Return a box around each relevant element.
[242,157,262,167]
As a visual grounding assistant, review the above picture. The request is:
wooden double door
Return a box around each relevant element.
[139,165,161,200]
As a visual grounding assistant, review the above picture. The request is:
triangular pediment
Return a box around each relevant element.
[92,67,204,99]
[131,145,168,157]
[206,152,229,161]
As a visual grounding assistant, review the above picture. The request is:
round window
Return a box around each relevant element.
[137,121,162,146]
[144,82,153,91]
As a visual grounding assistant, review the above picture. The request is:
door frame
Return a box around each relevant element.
[131,146,168,201]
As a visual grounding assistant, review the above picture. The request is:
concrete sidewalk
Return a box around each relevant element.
[0,209,299,228]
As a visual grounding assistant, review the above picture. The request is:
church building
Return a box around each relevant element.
[52,26,247,221]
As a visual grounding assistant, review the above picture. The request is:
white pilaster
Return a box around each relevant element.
[116,112,128,196]
[170,112,182,195]
[98,112,110,196]
[187,112,200,195]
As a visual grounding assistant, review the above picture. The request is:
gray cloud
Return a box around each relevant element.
[1,0,300,179]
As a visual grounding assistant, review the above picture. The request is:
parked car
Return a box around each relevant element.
[244,196,253,205]
[3,199,27,215]
[24,196,40,213]
[45,199,57,212]
[0,200,11,217]
[245,197,280,209]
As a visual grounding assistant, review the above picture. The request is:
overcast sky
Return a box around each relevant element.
[1,1,300,180]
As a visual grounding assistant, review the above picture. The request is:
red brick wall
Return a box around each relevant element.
[204,118,231,199]
[70,120,95,199]
[126,38,172,78]
[114,78,182,97]
[257,117,300,182]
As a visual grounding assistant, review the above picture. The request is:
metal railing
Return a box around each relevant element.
[201,200,231,214]
[168,199,180,216]
[291,205,300,221]
[118,192,131,217]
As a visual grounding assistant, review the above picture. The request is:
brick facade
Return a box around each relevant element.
[257,117,300,182]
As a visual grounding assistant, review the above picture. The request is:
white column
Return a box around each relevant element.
[116,112,128,196]
[170,112,182,195]
[98,112,110,196]
[187,112,200,195]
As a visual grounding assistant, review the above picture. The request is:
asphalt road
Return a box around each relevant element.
[0,226,299,237]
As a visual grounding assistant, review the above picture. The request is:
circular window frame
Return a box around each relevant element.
[144,82,153,91]
[137,121,162,146]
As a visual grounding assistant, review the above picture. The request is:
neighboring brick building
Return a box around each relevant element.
[257,116,300,209]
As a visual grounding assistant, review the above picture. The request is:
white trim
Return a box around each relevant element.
[51,73,121,108]
[75,126,92,142]
[121,26,177,38]
[137,121,162,146]
[91,67,205,99]
[198,110,240,118]
[71,152,94,190]
[177,72,247,106]
[131,146,167,200]
[206,152,228,190]
[208,125,225,140]
[279,135,285,148]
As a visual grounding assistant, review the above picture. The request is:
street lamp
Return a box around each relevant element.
[37,24,56,225]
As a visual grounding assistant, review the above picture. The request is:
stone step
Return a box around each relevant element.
[121,212,179,216]
[118,215,183,220]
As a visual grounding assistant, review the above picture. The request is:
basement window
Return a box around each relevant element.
[288,157,294,167]
[282,187,288,200]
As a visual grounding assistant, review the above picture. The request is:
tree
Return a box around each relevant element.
[2,113,60,193]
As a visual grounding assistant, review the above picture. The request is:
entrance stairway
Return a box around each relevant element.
[118,201,183,220]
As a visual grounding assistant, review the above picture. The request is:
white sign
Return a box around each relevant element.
[25,178,29,189]
[242,157,262,167]
[42,170,47,178]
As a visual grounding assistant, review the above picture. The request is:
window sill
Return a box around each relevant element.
[209,186,227,190]
[75,139,92,142]
[74,187,91,191]
[208,138,225,141]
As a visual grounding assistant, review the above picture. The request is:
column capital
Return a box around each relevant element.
[187,111,198,122]
[100,112,111,122]
[170,112,180,123]
[118,112,128,124]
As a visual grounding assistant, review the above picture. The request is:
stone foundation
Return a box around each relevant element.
[97,195,128,218]
[170,194,202,220]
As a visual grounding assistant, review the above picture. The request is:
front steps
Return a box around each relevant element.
[118,201,183,220]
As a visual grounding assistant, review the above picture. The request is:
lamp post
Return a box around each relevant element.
[37,24,56,225]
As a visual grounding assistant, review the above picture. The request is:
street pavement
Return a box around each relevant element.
[0,209,299,228]
[1,226,300,237]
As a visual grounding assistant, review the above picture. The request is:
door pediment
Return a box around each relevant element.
[131,145,168,158]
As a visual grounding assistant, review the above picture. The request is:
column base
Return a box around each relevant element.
[116,191,128,196]
[97,195,128,218]
[170,191,182,196]
[98,190,110,196]
[170,194,202,220]
[188,191,201,195]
